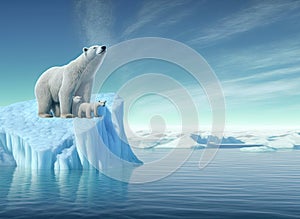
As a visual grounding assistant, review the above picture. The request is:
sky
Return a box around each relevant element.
[0,0,299,128]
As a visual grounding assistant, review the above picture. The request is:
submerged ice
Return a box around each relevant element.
[0,93,142,170]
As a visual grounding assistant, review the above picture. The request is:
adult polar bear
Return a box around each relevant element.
[35,45,107,118]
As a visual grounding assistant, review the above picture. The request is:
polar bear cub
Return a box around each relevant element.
[78,100,106,118]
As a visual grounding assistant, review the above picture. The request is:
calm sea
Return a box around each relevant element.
[1,149,300,218]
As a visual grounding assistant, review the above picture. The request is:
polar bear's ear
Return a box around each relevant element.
[83,47,88,53]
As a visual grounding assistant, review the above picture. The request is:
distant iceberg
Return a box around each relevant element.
[0,93,142,170]
[126,130,300,150]
[190,133,263,148]
[190,133,244,145]
[240,146,277,153]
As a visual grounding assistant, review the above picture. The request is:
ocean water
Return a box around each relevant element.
[1,149,300,218]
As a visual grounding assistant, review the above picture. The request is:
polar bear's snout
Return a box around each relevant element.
[98,45,107,54]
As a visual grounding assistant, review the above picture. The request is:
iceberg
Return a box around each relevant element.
[0,93,142,170]
[294,145,300,150]
[190,133,244,145]
[240,146,277,152]
[190,133,263,148]
[128,131,180,149]
[126,129,300,150]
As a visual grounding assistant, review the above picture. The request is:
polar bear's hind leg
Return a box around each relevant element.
[37,101,53,118]
[36,87,53,118]
[39,113,53,118]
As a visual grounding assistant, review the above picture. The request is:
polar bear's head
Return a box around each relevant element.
[82,45,107,62]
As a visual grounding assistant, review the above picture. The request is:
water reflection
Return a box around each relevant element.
[0,167,129,216]
[0,167,15,211]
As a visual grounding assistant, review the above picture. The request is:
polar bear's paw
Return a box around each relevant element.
[61,114,75,119]
[38,113,53,118]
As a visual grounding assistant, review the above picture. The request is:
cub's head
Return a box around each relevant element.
[82,45,107,61]
[96,100,106,117]
[97,100,106,107]
[72,96,82,103]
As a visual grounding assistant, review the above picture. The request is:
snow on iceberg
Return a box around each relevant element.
[266,132,300,149]
[236,129,300,149]
[128,131,180,149]
[0,93,142,170]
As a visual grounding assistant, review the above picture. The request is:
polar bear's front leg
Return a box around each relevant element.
[78,104,84,118]
[59,84,75,118]
[85,105,92,119]
[35,81,53,118]
[77,80,93,103]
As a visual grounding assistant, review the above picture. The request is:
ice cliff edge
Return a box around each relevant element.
[0,93,142,169]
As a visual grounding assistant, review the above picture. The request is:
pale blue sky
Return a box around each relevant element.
[0,0,299,127]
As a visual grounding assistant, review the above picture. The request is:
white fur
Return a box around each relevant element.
[78,101,106,118]
[72,96,82,116]
[35,45,107,118]
[72,96,82,103]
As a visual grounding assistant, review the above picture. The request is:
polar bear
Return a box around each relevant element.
[35,45,107,118]
[78,101,106,118]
